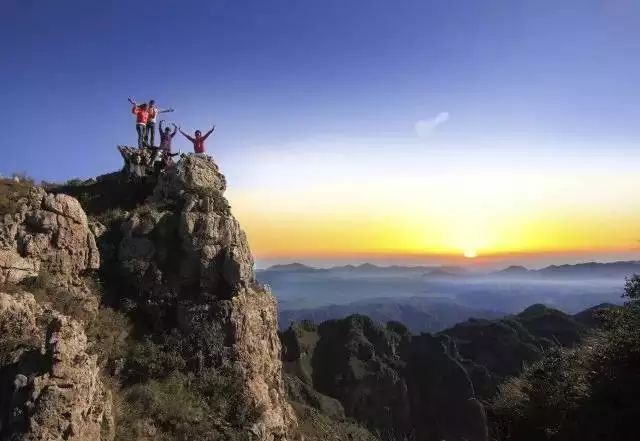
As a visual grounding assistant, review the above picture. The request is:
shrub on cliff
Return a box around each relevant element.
[0,178,33,215]
[489,275,640,441]
[115,368,262,441]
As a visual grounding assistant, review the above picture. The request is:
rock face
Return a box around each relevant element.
[0,187,99,284]
[0,185,101,319]
[112,154,299,439]
[441,304,588,398]
[0,292,113,441]
[281,315,489,441]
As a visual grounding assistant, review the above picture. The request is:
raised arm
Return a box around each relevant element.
[171,123,177,137]
[128,97,136,105]
[202,125,216,140]
[179,129,195,142]
[159,120,165,132]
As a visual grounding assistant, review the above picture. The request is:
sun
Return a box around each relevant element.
[463,248,478,259]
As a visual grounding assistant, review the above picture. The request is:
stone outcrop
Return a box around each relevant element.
[404,334,488,441]
[441,304,588,398]
[281,315,489,441]
[0,185,101,321]
[111,154,299,439]
[0,187,99,284]
[0,292,113,441]
[117,146,181,180]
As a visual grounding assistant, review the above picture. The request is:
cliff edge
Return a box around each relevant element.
[0,153,300,440]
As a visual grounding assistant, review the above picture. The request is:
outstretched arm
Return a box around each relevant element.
[179,129,195,142]
[202,124,216,140]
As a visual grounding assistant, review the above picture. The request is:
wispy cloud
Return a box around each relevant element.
[415,112,450,138]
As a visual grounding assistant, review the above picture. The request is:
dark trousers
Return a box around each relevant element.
[146,122,156,147]
[136,124,147,148]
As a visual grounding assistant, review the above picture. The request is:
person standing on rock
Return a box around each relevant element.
[158,120,178,152]
[158,120,180,167]
[128,98,149,148]
[179,125,215,154]
[146,100,174,147]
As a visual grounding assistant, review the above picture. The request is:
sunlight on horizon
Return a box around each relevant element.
[226,138,640,262]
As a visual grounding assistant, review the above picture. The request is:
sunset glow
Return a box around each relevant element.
[225,142,640,266]
[464,249,478,259]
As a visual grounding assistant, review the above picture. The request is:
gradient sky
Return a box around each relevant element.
[2,0,640,267]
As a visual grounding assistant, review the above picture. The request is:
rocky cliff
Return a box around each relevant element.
[0,181,112,440]
[281,305,594,441]
[111,153,298,439]
[281,316,489,441]
[0,152,300,440]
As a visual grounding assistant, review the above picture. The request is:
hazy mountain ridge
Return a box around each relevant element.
[279,296,506,333]
[262,260,640,279]
[261,260,627,325]
[280,303,602,441]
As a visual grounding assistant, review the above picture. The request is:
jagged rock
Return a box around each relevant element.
[281,315,489,441]
[117,146,162,179]
[284,375,345,419]
[0,187,99,285]
[404,334,488,441]
[0,249,37,284]
[110,153,299,440]
[227,289,299,439]
[151,153,226,198]
[0,292,114,441]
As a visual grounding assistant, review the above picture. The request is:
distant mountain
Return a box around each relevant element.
[263,262,469,275]
[538,261,640,278]
[262,262,325,273]
[493,261,640,279]
[573,302,618,327]
[494,265,530,276]
[441,303,597,398]
[279,296,505,333]
[424,266,468,278]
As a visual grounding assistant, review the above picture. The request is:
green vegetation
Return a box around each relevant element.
[0,177,33,216]
[489,275,640,441]
[86,306,131,364]
[114,368,259,441]
[291,402,380,441]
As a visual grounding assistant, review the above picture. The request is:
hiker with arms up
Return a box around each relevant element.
[158,120,180,166]
[179,124,215,154]
[146,100,174,147]
[158,120,178,153]
[128,98,149,148]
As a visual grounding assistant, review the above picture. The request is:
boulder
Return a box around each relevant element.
[0,186,99,285]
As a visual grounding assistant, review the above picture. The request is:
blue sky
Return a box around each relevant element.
[1,0,640,265]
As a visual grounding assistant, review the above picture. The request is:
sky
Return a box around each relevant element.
[1,0,640,268]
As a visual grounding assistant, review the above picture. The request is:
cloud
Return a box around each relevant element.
[415,112,450,139]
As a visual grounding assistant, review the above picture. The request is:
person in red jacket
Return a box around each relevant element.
[179,124,215,154]
[128,98,149,148]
